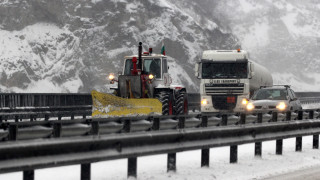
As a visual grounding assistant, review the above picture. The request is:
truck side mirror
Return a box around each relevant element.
[249,63,255,78]
[195,63,200,78]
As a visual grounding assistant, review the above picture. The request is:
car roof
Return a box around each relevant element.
[259,86,288,90]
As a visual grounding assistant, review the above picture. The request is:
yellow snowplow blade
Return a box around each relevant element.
[91,90,162,117]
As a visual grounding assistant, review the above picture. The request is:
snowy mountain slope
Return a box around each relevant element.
[0,0,319,93]
[0,0,238,93]
[209,0,320,91]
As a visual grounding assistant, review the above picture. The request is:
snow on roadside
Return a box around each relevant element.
[1,136,320,180]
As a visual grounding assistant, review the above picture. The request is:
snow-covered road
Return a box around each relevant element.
[1,136,320,180]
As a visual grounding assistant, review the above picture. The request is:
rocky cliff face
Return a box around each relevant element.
[0,0,319,93]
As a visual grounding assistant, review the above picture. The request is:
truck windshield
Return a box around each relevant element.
[202,62,248,79]
[252,89,287,100]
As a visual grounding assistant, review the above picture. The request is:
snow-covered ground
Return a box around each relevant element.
[1,136,320,180]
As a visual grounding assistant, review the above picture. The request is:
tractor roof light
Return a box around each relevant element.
[276,102,286,111]
[246,103,254,111]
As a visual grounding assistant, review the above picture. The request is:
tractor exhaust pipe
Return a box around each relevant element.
[138,42,142,70]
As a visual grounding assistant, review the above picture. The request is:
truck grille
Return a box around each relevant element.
[205,83,244,95]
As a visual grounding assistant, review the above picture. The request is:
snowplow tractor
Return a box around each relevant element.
[92,42,188,117]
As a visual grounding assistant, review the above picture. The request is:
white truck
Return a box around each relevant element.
[195,49,273,113]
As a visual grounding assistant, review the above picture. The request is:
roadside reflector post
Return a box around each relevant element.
[201,115,210,167]
[167,153,176,172]
[255,113,263,157]
[23,170,34,180]
[276,139,283,155]
[230,145,238,163]
[296,136,302,152]
[81,163,91,180]
[128,157,137,178]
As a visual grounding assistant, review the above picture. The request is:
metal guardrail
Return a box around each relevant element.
[0,110,320,180]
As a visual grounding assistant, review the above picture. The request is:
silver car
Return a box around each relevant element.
[246,86,302,112]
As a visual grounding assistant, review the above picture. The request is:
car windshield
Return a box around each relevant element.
[252,89,287,100]
[201,62,248,79]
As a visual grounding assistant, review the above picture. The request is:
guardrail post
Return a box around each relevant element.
[230,145,238,163]
[15,115,19,122]
[167,153,176,172]
[255,113,263,157]
[221,114,227,126]
[128,157,137,178]
[239,114,246,124]
[201,148,210,167]
[71,113,74,120]
[53,122,62,137]
[298,111,303,120]
[309,110,314,119]
[276,139,283,155]
[23,170,34,180]
[201,115,210,167]
[272,112,278,122]
[91,121,99,135]
[296,137,302,152]
[9,124,18,140]
[45,114,49,121]
[123,120,131,133]
[286,111,291,121]
[81,163,91,180]
[313,134,319,149]
[201,115,208,127]
[152,117,160,130]
[178,116,185,129]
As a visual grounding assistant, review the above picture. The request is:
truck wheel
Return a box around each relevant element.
[155,91,173,115]
[175,91,188,115]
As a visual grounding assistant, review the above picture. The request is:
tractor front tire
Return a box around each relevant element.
[155,91,173,115]
[175,91,188,115]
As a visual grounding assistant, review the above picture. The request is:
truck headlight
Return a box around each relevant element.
[276,102,286,111]
[242,98,249,105]
[246,103,254,111]
[201,99,208,105]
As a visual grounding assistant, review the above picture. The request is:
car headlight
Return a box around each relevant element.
[201,99,208,105]
[242,98,249,105]
[246,103,254,111]
[276,102,286,111]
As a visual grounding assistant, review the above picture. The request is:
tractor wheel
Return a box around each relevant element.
[155,91,173,115]
[175,91,188,115]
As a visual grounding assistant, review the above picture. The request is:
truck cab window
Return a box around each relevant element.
[143,59,161,78]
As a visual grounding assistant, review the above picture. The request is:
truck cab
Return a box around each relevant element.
[195,50,272,113]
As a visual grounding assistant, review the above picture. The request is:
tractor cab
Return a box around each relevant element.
[123,53,167,80]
